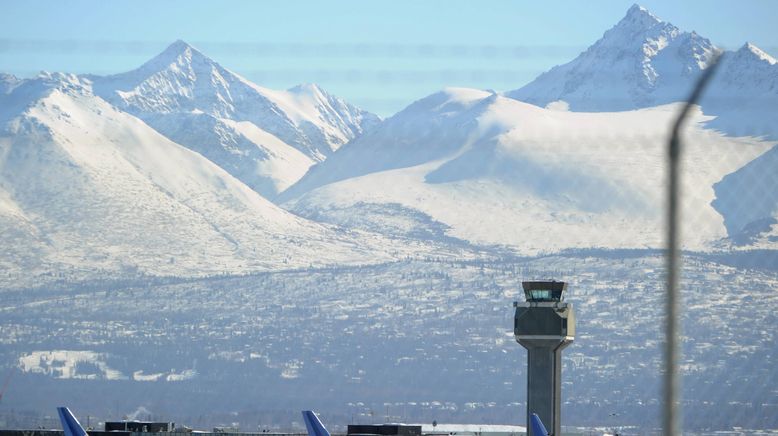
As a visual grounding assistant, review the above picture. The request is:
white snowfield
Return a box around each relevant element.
[18,350,124,380]
[17,350,196,382]
[282,88,773,254]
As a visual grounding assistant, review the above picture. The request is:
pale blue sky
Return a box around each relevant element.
[2,0,776,115]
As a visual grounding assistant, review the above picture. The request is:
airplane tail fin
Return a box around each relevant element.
[530,413,549,436]
[57,407,88,436]
[302,410,330,436]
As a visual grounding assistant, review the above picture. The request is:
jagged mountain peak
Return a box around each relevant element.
[737,42,777,64]
[86,40,379,196]
[139,39,210,71]
[598,4,680,51]
[166,38,196,53]
[619,4,663,30]
[506,4,719,111]
[104,39,229,95]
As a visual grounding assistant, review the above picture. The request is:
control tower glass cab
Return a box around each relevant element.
[514,281,575,436]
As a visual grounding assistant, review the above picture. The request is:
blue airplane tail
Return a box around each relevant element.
[530,413,548,436]
[57,407,88,436]
[302,410,330,436]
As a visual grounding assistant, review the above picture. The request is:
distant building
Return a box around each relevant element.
[419,423,525,436]
[105,421,174,432]
[347,424,421,436]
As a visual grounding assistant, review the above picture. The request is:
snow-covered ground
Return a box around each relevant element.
[2,255,776,431]
[18,350,123,380]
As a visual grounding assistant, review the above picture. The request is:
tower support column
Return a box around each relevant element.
[521,338,572,436]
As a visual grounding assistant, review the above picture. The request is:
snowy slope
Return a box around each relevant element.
[282,88,773,253]
[712,144,778,248]
[89,41,379,198]
[0,73,404,284]
[135,112,314,196]
[278,87,492,201]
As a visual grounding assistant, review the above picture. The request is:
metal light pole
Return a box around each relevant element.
[664,54,722,435]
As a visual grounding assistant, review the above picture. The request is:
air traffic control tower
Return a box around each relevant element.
[514,281,575,436]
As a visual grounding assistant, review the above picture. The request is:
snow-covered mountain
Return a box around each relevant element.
[279,4,778,251]
[0,72,408,285]
[500,3,778,246]
[281,88,772,253]
[505,4,778,138]
[89,41,380,198]
[506,5,719,112]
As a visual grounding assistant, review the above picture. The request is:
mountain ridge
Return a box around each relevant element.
[88,40,380,198]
